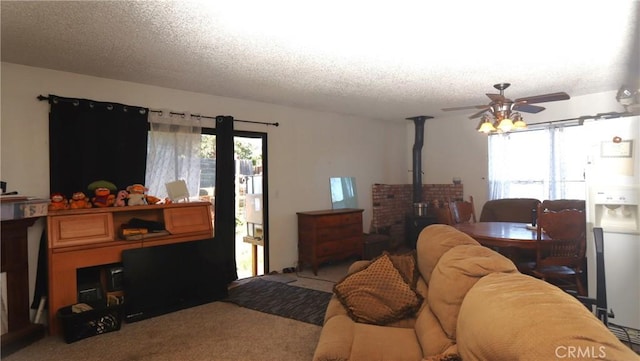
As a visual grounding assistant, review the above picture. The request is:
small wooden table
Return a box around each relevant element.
[454,222,548,260]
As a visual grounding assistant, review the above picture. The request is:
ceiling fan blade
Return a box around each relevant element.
[442,105,489,111]
[515,92,570,104]
[468,108,490,119]
[513,104,546,113]
[486,93,505,102]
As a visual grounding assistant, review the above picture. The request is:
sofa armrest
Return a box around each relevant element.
[323,295,348,323]
[312,315,355,361]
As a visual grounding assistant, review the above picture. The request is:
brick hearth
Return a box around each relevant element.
[370,183,463,248]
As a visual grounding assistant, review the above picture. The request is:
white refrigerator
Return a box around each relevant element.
[585,115,640,330]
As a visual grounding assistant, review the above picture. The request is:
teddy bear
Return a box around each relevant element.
[91,187,116,207]
[69,191,92,209]
[126,184,148,206]
[113,190,128,207]
[48,193,69,211]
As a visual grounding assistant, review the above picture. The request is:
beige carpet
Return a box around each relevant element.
[4,259,354,361]
[4,302,320,361]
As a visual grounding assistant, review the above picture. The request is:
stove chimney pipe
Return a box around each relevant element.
[406,116,433,204]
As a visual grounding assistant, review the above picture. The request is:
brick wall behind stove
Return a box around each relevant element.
[370,183,463,248]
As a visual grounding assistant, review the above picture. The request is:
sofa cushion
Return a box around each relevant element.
[334,253,423,325]
[414,302,455,357]
[428,244,517,340]
[313,311,427,361]
[457,272,640,361]
[416,224,480,284]
[350,321,424,361]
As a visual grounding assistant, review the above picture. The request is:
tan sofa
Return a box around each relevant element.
[313,224,638,361]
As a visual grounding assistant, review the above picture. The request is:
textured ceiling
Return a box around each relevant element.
[1,1,638,121]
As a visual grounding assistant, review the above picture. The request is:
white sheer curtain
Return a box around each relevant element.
[487,126,586,201]
[549,126,588,199]
[145,110,202,200]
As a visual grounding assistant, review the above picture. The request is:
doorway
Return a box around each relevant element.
[200,131,268,279]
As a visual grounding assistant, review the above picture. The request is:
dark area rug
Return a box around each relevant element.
[224,278,332,326]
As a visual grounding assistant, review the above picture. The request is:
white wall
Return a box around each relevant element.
[1,62,409,307]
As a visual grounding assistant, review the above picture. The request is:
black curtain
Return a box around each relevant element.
[48,95,149,196]
[214,115,238,283]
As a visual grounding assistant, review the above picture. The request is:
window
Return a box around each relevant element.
[488,125,588,201]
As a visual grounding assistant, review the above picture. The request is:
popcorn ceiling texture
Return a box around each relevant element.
[1,1,636,121]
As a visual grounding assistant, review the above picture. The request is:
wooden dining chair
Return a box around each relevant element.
[540,199,586,212]
[433,203,455,225]
[449,196,477,224]
[520,204,587,296]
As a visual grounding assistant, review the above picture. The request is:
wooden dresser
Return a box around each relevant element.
[297,208,364,275]
[46,202,213,335]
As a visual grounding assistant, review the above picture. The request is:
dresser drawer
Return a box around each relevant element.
[49,213,114,248]
[316,224,362,242]
[317,237,362,257]
[316,240,343,257]
[316,213,361,227]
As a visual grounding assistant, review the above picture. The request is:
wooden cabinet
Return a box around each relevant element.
[46,202,213,335]
[297,209,364,275]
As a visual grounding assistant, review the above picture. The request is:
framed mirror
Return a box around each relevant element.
[330,177,358,209]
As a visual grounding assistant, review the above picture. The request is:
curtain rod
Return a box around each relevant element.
[37,95,279,127]
[494,110,637,134]
[534,110,636,125]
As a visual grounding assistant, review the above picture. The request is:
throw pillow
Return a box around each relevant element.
[333,253,423,325]
[387,250,420,288]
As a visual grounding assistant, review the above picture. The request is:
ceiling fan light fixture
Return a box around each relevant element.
[513,119,527,129]
[477,120,496,133]
[511,112,527,129]
[442,82,571,134]
[497,117,514,132]
[477,114,496,133]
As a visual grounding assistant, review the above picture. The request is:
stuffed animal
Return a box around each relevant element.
[87,180,117,194]
[92,187,116,207]
[145,194,162,205]
[69,191,92,209]
[126,184,148,206]
[48,193,69,211]
[113,190,128,207]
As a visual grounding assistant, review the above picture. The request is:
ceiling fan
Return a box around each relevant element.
[442,83,570,119]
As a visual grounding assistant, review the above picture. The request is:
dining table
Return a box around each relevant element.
[453,222,549,260]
